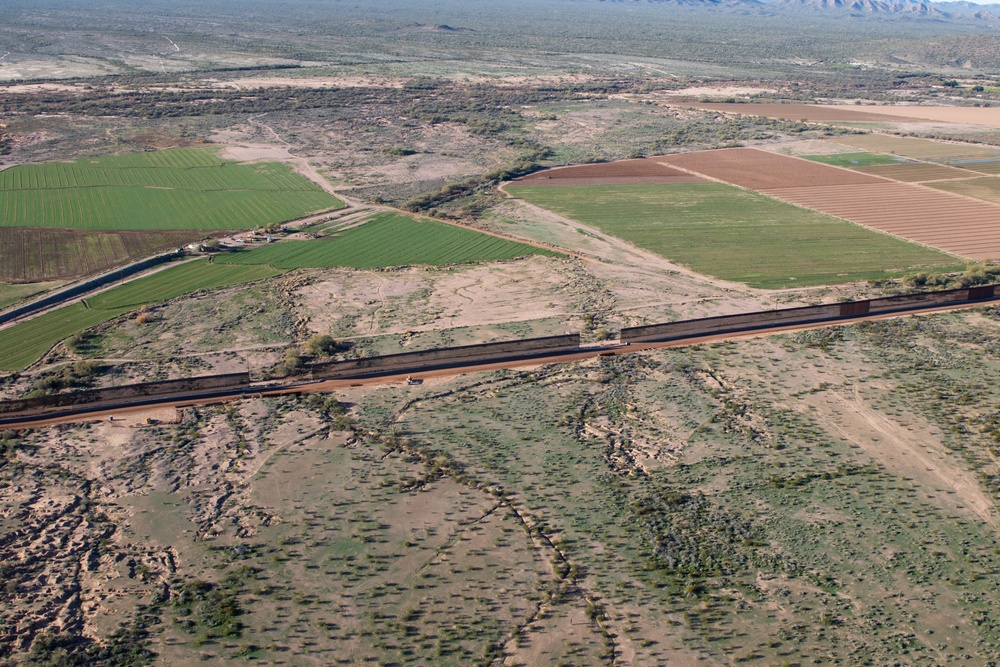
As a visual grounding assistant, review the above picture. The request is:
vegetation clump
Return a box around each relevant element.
[172,568,255,642]
[24,361,103,398]
[903,262,1000,289]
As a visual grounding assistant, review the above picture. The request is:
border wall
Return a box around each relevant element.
[2,284,998,424]
[620,285,999,344]
[0,372,250,417]
[308,334,582,380]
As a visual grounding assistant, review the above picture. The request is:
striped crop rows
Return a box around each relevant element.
[217,212,559,270]
[0,148,343,231]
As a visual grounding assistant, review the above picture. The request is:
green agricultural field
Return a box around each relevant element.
[804,152,901,167]
[507,182,963,289]
[0,282,63,311]
[0,149,344,231]
[0,260,283,371]
[217,212,559,270]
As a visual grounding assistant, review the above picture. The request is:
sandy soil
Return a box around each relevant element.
[532,107,632,146]
[366,150,482,184]
[217,144,294,162]
[212,126,346,198]
[664,85,778,97]
[1,82,88,94]
[461,74,596,87]
[299,256,588,339]
[764,138,860,156]
[0,57,119,81]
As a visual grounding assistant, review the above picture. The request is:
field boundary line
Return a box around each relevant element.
[655,149,973,262]
[756,187,971,261]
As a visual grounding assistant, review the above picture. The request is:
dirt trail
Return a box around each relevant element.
[801,386,997,526]
[368,278,387,333]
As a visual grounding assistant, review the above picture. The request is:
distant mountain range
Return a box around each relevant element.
[775,0,998,18]
[603,0,1000,19]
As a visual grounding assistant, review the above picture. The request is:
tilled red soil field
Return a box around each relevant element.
[659,148,1000,260]
[853,163,974,182]
[513,157,705,185]
[658,148,885,190]
[763,183,1000,260]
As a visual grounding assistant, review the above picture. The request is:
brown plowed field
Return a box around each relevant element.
[763,183,1000,260]
[658,148,1000,260]
[513,158,705,185]
[853,163,974,182]
[684,102,929,124]
[658,148,886,190]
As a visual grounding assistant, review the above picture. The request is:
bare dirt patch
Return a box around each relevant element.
[824,104,1000,128]
[1,82,88,94]
[366,150,482,185]
[664,85,777,98]
[298,256,588,341]
[217,144,294,162]
[765,138,861,157]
